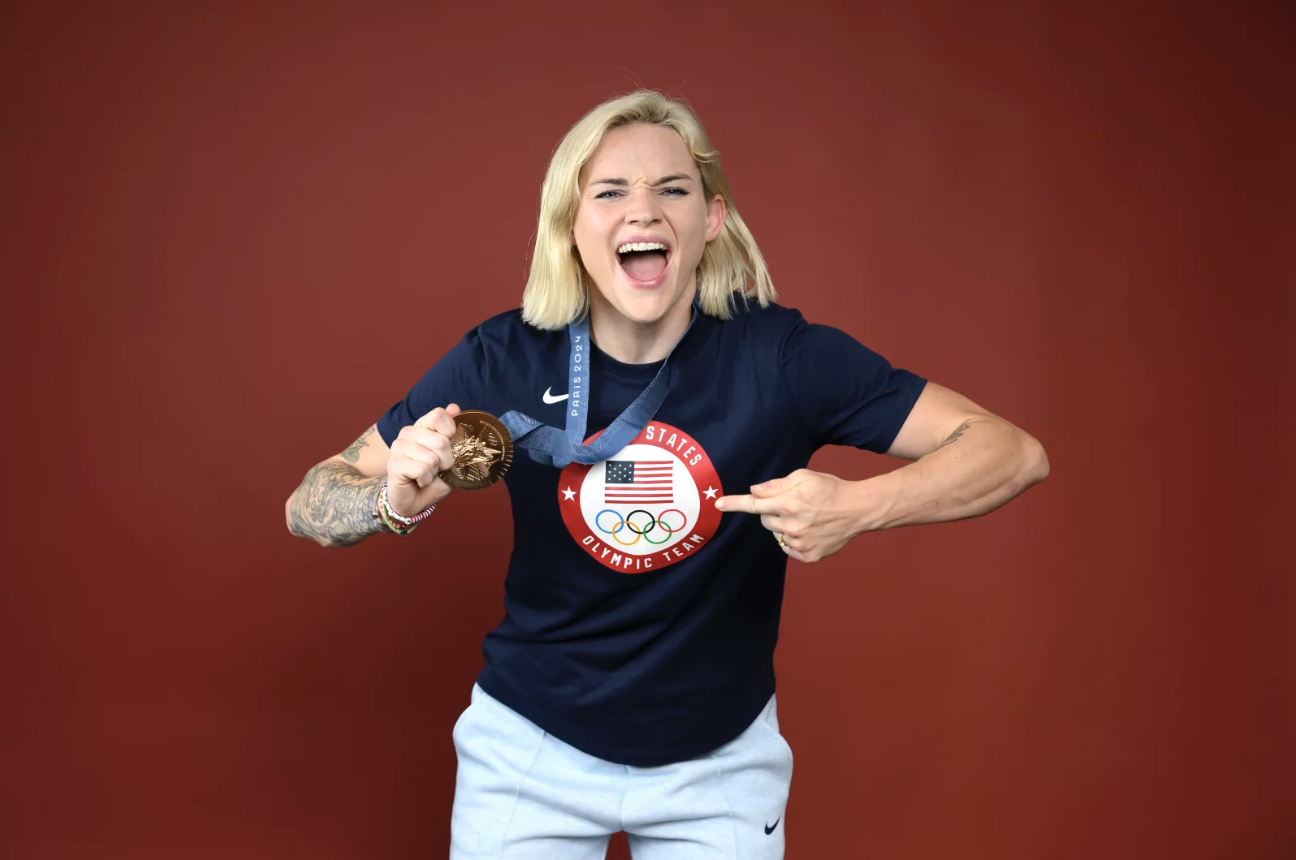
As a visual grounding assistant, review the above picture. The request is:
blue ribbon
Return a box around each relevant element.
[500,297,699,468]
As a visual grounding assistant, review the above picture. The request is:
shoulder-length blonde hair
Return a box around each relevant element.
[521,90,776,330]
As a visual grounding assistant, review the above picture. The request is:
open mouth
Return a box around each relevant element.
[616,241,671,283]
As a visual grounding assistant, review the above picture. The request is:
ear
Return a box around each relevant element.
[705,193,726,242]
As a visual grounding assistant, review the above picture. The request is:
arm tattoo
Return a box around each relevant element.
[340,424,376,463]
[287,461,386,547]
[933,422,971,452]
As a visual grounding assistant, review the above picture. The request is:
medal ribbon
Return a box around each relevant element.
[499,295,700,469]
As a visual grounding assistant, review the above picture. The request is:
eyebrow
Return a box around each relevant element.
[590,174,696,187]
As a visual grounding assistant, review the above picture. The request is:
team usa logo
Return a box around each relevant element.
[559,421,722,574]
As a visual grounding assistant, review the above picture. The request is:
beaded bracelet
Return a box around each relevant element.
[378,499,415,537]
[380,479,436,525]
[378,479,435,533]
[375,484,418,537]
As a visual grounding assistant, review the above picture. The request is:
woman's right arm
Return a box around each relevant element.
[285,405,461,548]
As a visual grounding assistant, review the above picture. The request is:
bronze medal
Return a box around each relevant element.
[438,410,514,490]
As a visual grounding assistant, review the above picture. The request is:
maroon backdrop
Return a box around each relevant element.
[3,1,1292,858]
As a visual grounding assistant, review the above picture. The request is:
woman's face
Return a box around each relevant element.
[573,123,725,330]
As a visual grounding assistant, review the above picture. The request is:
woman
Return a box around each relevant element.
[286,89,1048,859]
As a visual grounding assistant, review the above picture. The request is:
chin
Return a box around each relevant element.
[614,276,686,321]
[609,299,667,326]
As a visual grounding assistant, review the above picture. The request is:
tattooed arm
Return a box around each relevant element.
[285,424,390,548]
[714,382,1047,562]
[866,381,1049,529]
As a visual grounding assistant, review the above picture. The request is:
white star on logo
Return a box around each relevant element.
[562,487,576,501]
[703,486,718,499]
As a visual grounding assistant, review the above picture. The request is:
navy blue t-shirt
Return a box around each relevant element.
[376,299,926,766]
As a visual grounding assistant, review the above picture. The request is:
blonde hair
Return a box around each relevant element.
[521,90,776,330]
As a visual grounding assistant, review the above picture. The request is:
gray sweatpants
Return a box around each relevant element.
[450,684,794,859]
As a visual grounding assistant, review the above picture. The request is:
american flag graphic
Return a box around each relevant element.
[603,460,674,505]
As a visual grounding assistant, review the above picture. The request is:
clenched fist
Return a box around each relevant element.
[386,403,462,517]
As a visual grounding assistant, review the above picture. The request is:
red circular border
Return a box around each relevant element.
[557,421,722,574]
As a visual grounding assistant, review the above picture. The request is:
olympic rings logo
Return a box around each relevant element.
[595,509,688,546]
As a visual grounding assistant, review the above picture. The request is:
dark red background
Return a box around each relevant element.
[2,2,1292,858]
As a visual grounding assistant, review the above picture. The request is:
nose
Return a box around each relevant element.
[624,187,662,226]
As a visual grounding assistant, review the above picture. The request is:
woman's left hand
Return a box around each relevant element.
[714,469,870,563]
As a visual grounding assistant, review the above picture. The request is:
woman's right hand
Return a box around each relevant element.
[386,403,462,517]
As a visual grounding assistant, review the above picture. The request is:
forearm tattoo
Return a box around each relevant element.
[933,422,971,452]
[287,427,385,546]
[339,425,372,463]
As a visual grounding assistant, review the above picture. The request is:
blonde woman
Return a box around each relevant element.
[287,90,1048,858]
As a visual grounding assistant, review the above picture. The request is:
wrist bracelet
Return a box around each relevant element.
[379,501,418,537]
[377,479,435,535]
[380,479,436,524]
[375,486,418,537]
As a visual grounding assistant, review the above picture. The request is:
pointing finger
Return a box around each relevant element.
[714,494,781,515]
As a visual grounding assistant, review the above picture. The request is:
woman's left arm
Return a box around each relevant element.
[714,382,1050,562]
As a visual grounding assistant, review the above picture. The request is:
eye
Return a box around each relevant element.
[594,190,622,200]
[661,187,688,197]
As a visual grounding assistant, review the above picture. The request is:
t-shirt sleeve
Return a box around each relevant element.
[375,327,490,448]
[779,314,927,453]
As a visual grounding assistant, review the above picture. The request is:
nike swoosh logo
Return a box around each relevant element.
[765,816,781,835]
[542,388,569,404]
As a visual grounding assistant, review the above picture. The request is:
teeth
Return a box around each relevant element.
[617,242,668,254]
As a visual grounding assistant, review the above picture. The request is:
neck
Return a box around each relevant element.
[588,286,696,365]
